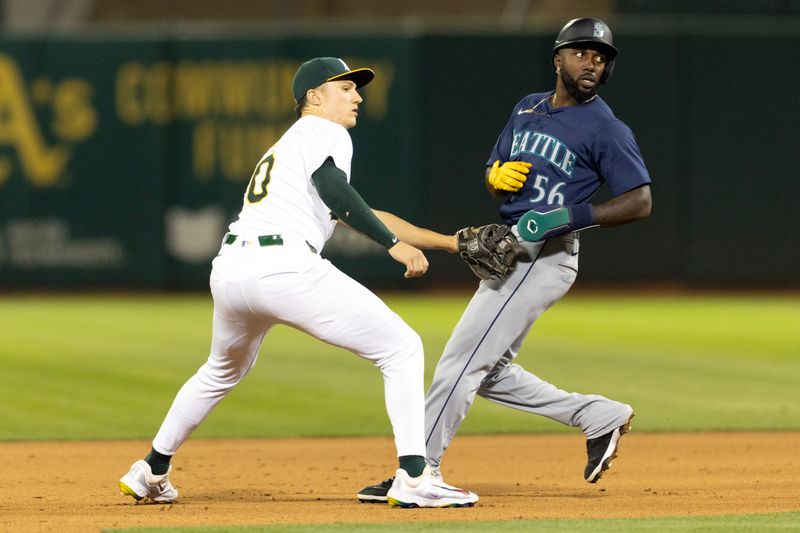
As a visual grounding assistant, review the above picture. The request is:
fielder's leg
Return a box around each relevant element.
[122,266,274,502]
[151,274,273,455]
[282,259,477,506]
[266,257,428,459]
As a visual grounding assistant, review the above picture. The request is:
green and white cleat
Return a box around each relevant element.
[119,460,178,503]
[386,465,478,508]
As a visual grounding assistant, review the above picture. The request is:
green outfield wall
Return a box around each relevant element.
[1,27,797,289]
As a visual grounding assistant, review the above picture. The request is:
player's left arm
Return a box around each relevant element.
[518,184,651,242]
[519,119,652,242]
[594,184,652,226]
[372,210,458,253]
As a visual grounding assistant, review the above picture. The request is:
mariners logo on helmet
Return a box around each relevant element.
[593,21,606,38]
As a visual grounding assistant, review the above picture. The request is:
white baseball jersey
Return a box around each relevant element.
[150,113,427,462]
[228,115,353,253]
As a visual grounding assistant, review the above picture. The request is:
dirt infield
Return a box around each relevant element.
[1,432,798,532]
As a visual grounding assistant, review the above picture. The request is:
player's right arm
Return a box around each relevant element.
[311,158,428,278]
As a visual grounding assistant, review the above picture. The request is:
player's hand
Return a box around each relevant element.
[488,160,532,192]
[388,241,429,278]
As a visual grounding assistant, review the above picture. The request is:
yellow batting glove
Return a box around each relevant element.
[488,160,532,192]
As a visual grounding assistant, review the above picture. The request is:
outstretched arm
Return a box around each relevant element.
[375,210,525,282]
[372,210,458,253]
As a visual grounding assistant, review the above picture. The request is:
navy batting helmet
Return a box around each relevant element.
[552,18,618,83]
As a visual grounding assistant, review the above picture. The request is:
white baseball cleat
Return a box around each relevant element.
[119,460,178,503]
[387,465,478,508]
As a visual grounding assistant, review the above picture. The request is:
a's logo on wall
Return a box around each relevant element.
[0,54,97,189]
[165,206,226,263]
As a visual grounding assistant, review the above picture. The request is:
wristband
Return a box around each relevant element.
[517,203,596,242]
[568,203,597,231]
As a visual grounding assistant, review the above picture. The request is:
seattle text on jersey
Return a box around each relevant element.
[510,129,577,177]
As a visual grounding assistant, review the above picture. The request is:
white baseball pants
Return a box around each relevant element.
[152,237,426,458]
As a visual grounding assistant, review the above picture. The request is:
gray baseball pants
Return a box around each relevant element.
[424,230,633,468]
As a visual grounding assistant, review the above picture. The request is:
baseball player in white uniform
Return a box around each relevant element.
[119,57,478,508]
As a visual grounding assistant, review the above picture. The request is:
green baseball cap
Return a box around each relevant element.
[292,57,375,104]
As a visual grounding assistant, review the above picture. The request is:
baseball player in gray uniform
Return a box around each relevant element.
[119,57,478,508]
[358,18,652,502]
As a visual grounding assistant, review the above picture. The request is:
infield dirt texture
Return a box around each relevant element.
[2,432,798,531]
[1,293,797,531]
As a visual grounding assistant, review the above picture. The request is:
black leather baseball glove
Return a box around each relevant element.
[457,224,524,280]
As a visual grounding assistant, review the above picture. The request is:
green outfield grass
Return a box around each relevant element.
[0,292,798,440]
[106,511,800,532]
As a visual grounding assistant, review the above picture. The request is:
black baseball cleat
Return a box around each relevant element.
[584,413,634,483]
[357,476,394,503]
